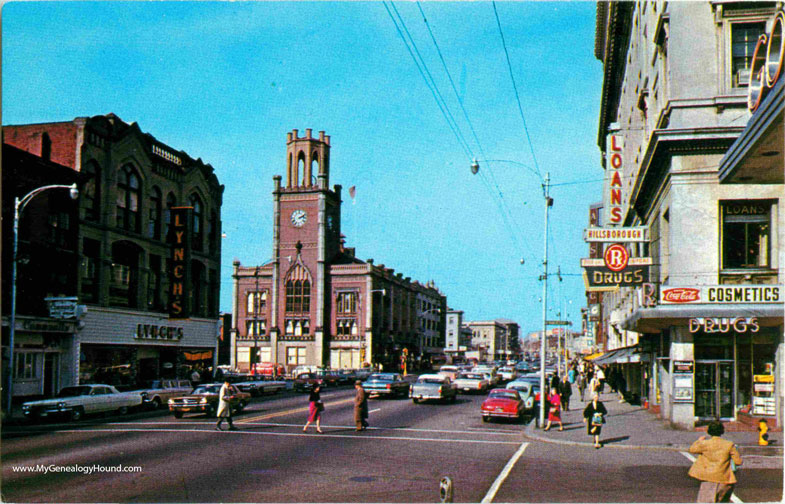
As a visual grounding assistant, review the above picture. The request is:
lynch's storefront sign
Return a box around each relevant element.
[749,10,784,112]
[581,257,652,289]
[661,285,781,304]
[169,206,192,319]
[689,317,760,333]
[136,323,184,340]
[583,226,648,243]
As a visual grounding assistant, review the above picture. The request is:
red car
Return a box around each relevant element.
[481,388,524,423]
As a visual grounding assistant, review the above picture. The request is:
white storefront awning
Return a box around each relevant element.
[621,304,784,333]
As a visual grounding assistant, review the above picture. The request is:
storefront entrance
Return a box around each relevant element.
[695,361,734,420]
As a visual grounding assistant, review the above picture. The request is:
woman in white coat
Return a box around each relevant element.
[216,380,238,431]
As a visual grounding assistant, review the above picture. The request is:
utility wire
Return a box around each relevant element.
[382,1,473,160]
[492,1,543,182]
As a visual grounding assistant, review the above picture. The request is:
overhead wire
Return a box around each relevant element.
[492,1,543,183]
[382,1,474,160]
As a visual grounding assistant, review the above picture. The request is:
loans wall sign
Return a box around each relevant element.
[660,285,782,304]
[605,135,624,225]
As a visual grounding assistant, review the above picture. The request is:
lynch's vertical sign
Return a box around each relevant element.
[169,206,192,319]
[606,135,623,225]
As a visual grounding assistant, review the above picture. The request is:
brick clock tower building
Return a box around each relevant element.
[232,130,446,373]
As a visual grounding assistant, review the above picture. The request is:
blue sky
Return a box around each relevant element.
[3,1,603,335]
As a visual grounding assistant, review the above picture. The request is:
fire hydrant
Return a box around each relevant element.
[758,419,769,446]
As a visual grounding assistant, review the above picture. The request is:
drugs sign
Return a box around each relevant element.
[581,257,652,289]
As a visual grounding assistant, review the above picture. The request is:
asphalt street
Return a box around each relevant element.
[2,386,782,503]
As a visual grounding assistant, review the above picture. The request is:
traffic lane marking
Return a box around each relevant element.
[680,451,743,504]
[236,396,356,424]
[368,408,381,414]
[481,442,529,503]
[16,428,523,445]
[103,421,524,436]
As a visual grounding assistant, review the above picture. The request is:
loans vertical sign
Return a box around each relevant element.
[169,206,192,319]
[606,134,623,225]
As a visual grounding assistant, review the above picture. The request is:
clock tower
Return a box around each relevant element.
[271,129,342,366]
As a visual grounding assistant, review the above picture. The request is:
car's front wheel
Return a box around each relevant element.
[412,398,420,404]
[482,415,490,423]
[70,407,85,422]
[117,406,129,415]
[173,411,184,419]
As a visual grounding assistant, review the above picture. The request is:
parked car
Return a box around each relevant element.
[436,365,461,381]
[132,379,194,409]
[252,362,286,378]
[453,372,490,394]
[335,369,357,385]
[505,380,540,412]
[315,369,341,387]
[409,374,457,404]
[480,388,525,423]
[362,373,410,398]
[473,366,500,385]
[293,372,325,392]
[354,368,373,380]
[22,384,143,422]
[168,383,250,418]
[498,366,519,382]
[290,365,320,379]
[233,375,287,396]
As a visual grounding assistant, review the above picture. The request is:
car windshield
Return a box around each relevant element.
[419,378,444,384]
[459,373,484,380]
[192,386,219,394]
[369,374,395,381]
[58,386,92,397]
[489,391,519,400]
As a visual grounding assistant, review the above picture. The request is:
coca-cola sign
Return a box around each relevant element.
[660,285,782,304]
[662,288,700,303]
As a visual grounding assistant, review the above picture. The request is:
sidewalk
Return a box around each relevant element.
[522,389,782,456]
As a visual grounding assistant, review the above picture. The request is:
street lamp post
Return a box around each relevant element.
[539,173,551,429]
[5,183,79,418]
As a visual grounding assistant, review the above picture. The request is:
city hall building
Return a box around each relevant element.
[592,2,783,429]
[3,114,224,396]
[231,129,446,373]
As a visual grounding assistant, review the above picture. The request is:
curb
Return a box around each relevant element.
[521,421,689,451]
[521,422,784,456]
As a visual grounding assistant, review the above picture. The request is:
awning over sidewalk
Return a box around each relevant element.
[584,352,604,361]
[621,304,784,333]
[592,346,640,365]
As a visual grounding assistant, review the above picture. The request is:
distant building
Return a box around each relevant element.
[466,319,519,361]
[445,310,471,362]
[3,114,224,398]
[231,129,446,374]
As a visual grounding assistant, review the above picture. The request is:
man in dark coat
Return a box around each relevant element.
[559,374,573,411]
[354,380,369,431]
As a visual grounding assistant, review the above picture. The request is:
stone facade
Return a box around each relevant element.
[593,2,783,428]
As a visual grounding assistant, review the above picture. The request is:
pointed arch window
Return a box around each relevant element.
[163,193,176,242]
[148,187,162,239]
[83,161,101,221]
[189,193,203,251]
[116,164,141,232]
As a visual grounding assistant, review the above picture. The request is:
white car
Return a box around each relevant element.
[498,366,518,382]
[131,379,194,409]
[453,372,490,394]
[436,365,461,381]
[22,384,143,421]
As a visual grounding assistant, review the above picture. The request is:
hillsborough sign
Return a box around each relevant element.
[583,226,648,243]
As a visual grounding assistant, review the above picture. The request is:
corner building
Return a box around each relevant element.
[594,2,783,429]
[232,130,446,373]
[4,114,224,394]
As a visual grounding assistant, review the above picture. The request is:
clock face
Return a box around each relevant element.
[291,209,307,227]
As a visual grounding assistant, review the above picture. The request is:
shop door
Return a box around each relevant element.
[43,353,59,397]
[695,361,734,420]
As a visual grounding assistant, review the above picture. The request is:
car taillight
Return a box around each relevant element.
[535,393,540,401]
[386,384,391,389]
[477,383,482,389]
[438,386,443,394]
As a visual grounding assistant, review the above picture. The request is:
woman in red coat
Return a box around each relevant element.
[544,387,563,431]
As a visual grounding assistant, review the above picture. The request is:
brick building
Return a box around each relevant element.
[3,114,224,396]
[231,129,446,373]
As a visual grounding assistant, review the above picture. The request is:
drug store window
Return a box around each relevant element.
[721,201,772,271]
[737,330,778,417]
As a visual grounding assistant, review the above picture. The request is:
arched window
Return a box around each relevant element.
[116,164,141,232]
[297,152,306,187]
[82,161,101,222]
[310,151,319,184]
[189,193,203,251]
[163,193,176,242]
[148,186,162,239]
[285,279,311,313]
[109,241,141,308]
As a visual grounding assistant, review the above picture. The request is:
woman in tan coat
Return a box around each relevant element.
[688,421,742,503]
[215,381,238,431]
[354,381,368,431]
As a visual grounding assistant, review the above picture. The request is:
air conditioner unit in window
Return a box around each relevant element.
[737,68,751,87]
